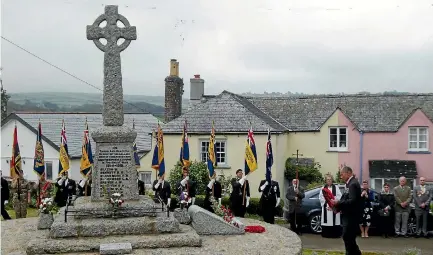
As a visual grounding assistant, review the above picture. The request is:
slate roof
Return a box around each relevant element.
[248,94,433,132]
[163,91,433,133]
[3,113,159,158]
[163,91,286,134]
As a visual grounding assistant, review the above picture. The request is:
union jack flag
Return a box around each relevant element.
[265,129,273,183]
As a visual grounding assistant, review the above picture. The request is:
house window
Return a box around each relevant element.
[370,178,415,192]
[329,127,348,151]
[139,171,152,186]
[408,127,428,151]
[45,161,53,180]
[200,140,227,165]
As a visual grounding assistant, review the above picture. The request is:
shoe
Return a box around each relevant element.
[415,234,420,238]
[424,235,429,239]
[403,234,409,238]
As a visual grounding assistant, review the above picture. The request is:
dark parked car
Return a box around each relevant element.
[283,185,433,235]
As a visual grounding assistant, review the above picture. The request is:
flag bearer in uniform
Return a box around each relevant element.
[153,176,171,207]
[11,171,31,219]
[258,129,280,224]
[230,169,250,217]
[258,174,281,224]
[177,167,196,209]
[204,176,222,213]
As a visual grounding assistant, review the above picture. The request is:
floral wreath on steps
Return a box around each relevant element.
[210,197,266,233]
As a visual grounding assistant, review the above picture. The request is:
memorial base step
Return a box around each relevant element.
[26,225,202,255]
[49,210,180,238]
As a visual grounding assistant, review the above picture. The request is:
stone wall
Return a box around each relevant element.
[164,75,184,123]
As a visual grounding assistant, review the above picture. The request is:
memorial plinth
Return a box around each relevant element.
[91,126,139,201]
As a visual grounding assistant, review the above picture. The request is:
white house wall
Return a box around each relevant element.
[1,120,84,182]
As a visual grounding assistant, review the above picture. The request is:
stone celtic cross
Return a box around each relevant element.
[87,5,137,126]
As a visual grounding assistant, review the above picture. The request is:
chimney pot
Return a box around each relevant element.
[194,74,200,79]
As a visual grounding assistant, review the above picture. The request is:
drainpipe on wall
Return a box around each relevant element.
[359,131,364,182]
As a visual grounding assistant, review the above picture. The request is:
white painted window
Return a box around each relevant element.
[139,171,152,186]
[408,127,428,151]
[329,127,348,151]
[45,161,53,180]
[200,140,227,165]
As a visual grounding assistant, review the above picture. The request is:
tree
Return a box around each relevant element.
[1,85,10,121]
[168,160,210,196]
[284,158,323,183]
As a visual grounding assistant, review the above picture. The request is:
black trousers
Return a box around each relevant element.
[1,201,11,220]
[379,215,393,236]
[342,220,361,255]
[289,212,300,234]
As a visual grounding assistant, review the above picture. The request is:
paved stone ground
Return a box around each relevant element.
[300,233,433,255]
[1,218,301,255]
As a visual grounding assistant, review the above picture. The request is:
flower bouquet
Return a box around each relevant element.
[39,197,54,214]
[210,197,242,228]
[109,193,124,215]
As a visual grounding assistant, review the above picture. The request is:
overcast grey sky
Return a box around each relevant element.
[2,0,433,96]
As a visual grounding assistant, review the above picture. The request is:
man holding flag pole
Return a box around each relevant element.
[230,126,256,217]
[177,120,196,209]
[33,120,51,206]
[10,123,31,219]
[78,118,93,197]
[204,121,222,213]
[54,119,76,207]
[152,123,171,209]
[258,128,281,224]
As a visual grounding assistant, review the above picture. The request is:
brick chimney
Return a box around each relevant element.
[164,59,184,123]
[189,74,204,109]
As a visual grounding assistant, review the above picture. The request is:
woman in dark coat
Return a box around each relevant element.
[378,183,395,238]
[359,180,374,237]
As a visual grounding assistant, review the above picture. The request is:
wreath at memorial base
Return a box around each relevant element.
[210,197,241,228]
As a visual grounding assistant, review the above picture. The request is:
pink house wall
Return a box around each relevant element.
[338,109,433,182]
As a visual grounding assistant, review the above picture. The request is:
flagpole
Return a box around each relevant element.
[242,122,252,206]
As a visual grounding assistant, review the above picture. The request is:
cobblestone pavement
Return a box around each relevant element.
[300,233,433,254]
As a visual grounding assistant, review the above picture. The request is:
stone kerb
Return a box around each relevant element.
[188,205,245,235]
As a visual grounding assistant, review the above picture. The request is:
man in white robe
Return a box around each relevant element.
[319,176,342,238]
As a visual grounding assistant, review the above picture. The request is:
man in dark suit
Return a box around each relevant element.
[333,166,362,255]
[258,173,281,224]
[230,169,250,217]
[203,177,222,213]
[77,176,92,197]
[176,167,197,209]
[1,171,12,220]
[286,179,305,234]
[152,176,171,209]
[54,173,77,207]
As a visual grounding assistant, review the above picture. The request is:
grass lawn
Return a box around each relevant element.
[1,208,39,220]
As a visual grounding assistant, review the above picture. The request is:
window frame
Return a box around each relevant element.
[139,171,153,187]
[408,127,429,152]
[328,127,349,152]
[199,139,228,166]
[45,161,53,180]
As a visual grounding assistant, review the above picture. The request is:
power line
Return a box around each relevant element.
[1,36,156,128]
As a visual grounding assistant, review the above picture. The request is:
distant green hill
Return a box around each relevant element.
[8,92,190,116]
[9,92,168,107]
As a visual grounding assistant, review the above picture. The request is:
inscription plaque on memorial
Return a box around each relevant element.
[92,142,139,201]
[98,146,131,196]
